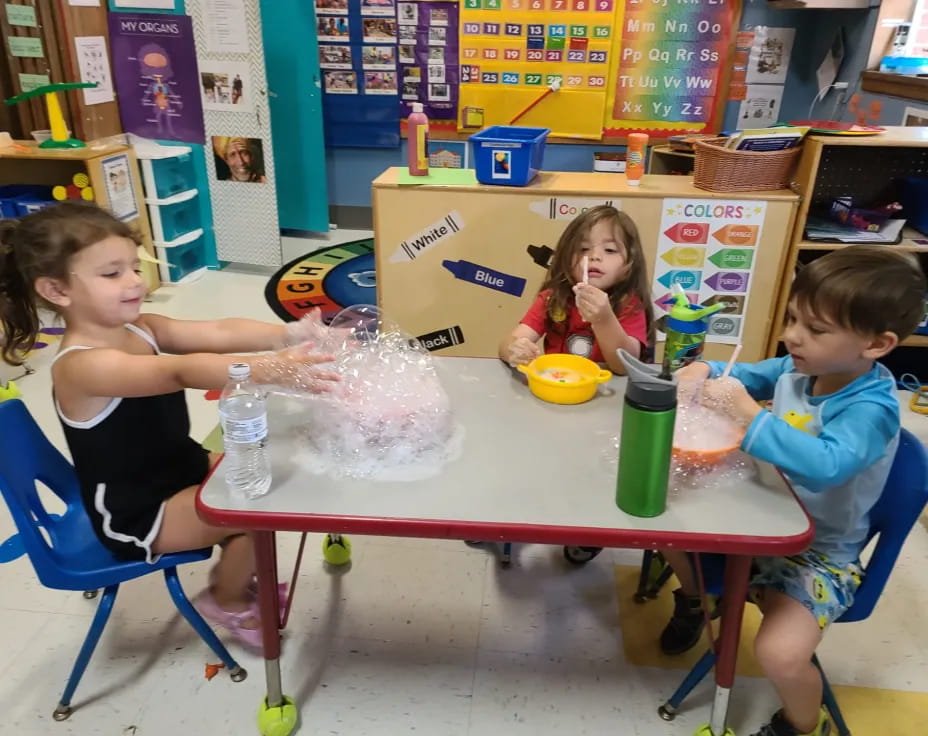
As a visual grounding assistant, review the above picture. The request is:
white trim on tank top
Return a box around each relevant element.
[52,323,160,429]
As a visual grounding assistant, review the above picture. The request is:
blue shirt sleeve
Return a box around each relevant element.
[702,355,792,402]
[741,400,900,493]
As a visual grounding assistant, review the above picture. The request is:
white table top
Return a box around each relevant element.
[198,358,813,555]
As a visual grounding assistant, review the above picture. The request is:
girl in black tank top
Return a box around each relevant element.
[0,202,338,651]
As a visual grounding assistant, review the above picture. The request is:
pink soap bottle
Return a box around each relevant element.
[407,102,429,176]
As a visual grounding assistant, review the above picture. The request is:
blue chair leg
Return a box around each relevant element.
[54,584,119,721]
[813,654,850,736]
[162,567,246,681]
[658,648,718,721]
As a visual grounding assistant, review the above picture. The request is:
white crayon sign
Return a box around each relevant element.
[390,211,465,262]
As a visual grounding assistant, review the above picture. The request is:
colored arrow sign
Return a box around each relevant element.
[708,248,753,269]
[705,271,750,292]
[656,291,697,312]
[661,247,705,267]
[702,294,745,314]
[664,222,709,244]
[713,224,759,246]
[657,270,702,290]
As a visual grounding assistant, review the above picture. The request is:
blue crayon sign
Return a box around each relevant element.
[441,259,526,297]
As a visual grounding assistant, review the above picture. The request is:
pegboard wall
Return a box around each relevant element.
[811,145,928,211]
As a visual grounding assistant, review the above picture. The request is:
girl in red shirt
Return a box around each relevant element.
[499,205,653,374]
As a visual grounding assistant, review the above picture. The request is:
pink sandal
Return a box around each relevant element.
[194,589,264,652]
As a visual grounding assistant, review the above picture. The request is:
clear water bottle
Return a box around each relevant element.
[219,363,272,499]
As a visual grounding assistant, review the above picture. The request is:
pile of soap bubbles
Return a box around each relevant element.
[289,305,462,481]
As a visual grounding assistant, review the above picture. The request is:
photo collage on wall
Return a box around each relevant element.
[317,0,399,97]
[398,1,459,121]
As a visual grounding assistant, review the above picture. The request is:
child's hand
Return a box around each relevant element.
[674,361,711,403]
[281,308,328,347]
[506,336,541,366]
[255,344,340,393]
[572,283,612,325]
[700,377,761,427]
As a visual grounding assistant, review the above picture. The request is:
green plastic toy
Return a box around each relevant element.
[4,82,98,149]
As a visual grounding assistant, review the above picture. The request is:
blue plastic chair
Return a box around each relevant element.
[0,399,246,721]
[657,428,928,735]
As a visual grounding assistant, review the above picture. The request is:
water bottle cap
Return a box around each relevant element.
[412,102,424,113]
[617,349,677,411]
[228,362,251,379]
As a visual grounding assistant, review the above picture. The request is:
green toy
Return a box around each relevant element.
[4,82,98,149]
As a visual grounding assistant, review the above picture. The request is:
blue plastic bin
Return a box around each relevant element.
[469,126,550,186]
[901,177,928,235]
[0,185,55,218]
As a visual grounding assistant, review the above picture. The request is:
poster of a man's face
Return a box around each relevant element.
[212,136,266,183]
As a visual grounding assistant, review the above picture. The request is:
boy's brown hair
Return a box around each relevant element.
[791,246,926,339]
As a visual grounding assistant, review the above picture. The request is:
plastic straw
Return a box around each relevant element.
[582,255,589,284]
[721,344,742,380]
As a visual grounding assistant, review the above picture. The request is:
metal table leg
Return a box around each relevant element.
[696,554,753,736]
[254,531,298,736]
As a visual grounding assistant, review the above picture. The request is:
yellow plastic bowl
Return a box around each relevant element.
[517,353,612,405]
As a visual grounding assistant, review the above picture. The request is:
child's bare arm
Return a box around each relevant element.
[55,345,337,398]
[499,324,542,366]
[139,313,288,355]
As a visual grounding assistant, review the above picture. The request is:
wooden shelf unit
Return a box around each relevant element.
[0,140,159,290]
[768,127,928,357]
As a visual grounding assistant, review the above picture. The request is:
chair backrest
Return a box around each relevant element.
[0,399,98,587]
[839,428,928,623]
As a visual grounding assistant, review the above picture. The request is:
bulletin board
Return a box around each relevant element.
[317,0,401,148]
[457,0,617,139]
[398,0,460,123]
[602,0,740,138]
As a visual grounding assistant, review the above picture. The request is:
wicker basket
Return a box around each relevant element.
[693,137,801,192]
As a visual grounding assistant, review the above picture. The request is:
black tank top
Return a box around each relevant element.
[54,324,209,511]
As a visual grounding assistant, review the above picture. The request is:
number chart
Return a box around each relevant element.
[458,0,618,138]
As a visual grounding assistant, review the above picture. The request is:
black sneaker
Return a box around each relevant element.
[659,588,705,655]
[751,709,830,736]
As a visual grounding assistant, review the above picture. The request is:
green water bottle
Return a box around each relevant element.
[664,289,726,372]
[615,349,677,518]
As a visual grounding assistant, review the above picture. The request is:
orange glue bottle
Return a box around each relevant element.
[407,102,429,176]
[625,132,648,187]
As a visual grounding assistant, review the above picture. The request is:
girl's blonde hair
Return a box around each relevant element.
[540,205,654,348]
[0,201,140,365]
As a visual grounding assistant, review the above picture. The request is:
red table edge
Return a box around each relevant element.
[195,460,815,557]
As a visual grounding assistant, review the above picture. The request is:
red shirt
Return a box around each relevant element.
[519,290,648,363]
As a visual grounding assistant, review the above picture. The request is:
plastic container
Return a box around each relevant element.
[625,132,648,187]
[900,177,928,236]
[407,102,429,176]
[155,230,207,284]
[517,353,611,405]
[470,125,550,186]
[142,152,196,200]
[148,193,200,243]
[219,363,272,500]
[0,185,55,218]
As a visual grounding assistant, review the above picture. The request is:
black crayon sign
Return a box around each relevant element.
[416,325,465,351]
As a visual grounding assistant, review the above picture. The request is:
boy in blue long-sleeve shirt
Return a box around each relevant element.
[660,246,926,736]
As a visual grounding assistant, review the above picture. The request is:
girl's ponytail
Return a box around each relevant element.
[0,220,39,366]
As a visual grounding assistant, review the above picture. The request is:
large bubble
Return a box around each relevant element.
[290,305,462,481]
